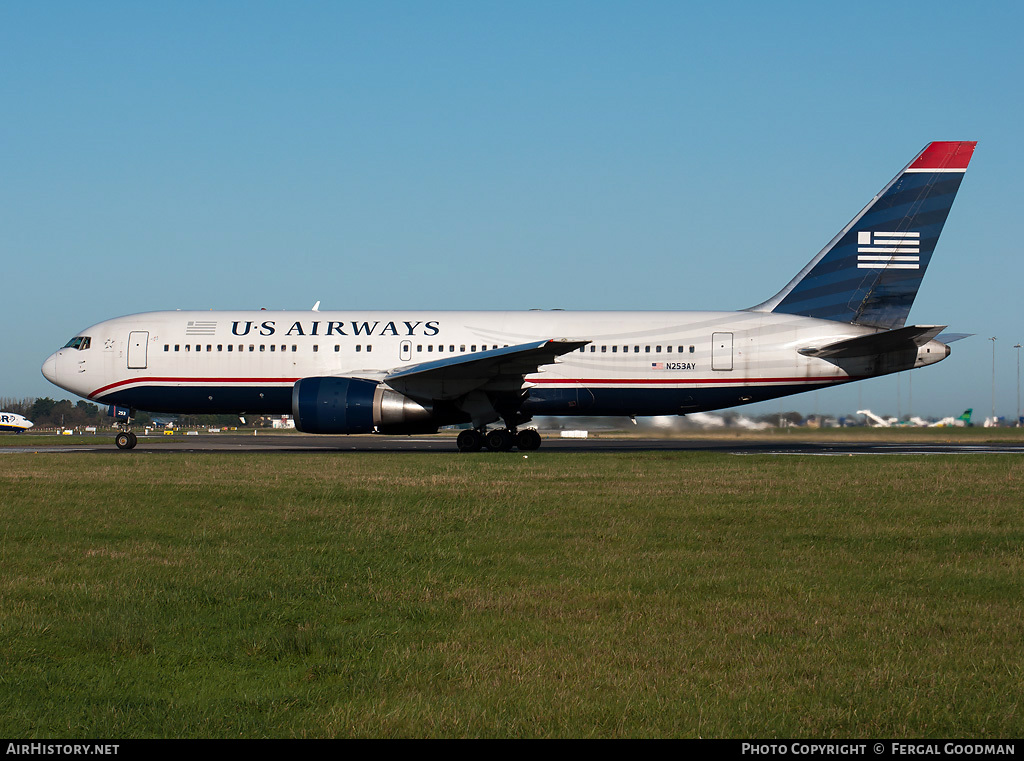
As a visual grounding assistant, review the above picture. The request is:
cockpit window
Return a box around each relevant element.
[63,336,91,350]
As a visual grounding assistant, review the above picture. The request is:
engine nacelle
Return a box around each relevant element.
[291,377,437,435]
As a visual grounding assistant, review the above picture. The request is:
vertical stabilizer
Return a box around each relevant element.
[750,141,976,328]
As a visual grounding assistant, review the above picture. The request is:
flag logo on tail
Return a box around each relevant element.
[857,231,920,269]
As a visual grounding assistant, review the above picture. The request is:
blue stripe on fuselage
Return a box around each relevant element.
[99,381,851,419]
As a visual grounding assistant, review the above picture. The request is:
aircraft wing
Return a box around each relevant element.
[799,325,947,359]
[383,339,589,401]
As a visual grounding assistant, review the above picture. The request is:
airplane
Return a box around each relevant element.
[40,140,976,452]
[857,409,936,428]
[0,412,34,433]
[857,409,896,427]
[930,409,973,427]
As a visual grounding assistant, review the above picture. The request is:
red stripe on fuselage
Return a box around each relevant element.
[89,376,300,398]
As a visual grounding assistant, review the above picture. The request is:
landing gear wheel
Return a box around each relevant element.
[457,429,484,452]
[516,429,542,451]
[115,431,137,450]
[485,428,515,452]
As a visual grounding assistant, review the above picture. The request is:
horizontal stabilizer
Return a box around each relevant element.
[935,332,973,344]
[799,325,946,359]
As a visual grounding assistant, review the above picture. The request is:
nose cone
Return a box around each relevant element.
[41,352,58,384]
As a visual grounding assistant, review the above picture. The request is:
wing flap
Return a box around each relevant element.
[385,339,589,400]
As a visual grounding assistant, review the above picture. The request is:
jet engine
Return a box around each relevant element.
[291,377,437,435]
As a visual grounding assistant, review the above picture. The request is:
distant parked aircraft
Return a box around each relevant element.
[857,409,896,427]
[0,413,34,433]
[930,409,972,427]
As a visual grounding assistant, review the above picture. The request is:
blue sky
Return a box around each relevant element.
[3,1,1021,419]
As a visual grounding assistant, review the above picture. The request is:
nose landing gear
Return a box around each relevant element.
[109,406,139,450]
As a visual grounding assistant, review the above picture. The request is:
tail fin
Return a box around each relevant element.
[959,409,972,424]
[750,141,976,329]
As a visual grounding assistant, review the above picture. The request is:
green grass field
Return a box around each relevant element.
[7,424,1024,448]
[1,451,1022,738]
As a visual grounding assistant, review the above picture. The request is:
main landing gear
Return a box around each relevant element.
[114,430,138,450]
[456,427,542,453]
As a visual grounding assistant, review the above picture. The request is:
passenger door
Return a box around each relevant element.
[711,332,733,371]
[127,331,149,369]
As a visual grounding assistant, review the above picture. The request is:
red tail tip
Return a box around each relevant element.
[910,141,977,171]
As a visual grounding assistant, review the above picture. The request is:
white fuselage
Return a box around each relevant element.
[0,413,33,432]
[41,309,949,421]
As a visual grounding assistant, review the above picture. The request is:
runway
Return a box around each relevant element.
[5,433,1024,456]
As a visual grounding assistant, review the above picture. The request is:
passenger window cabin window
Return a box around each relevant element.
[228,345,233,352]
[335,345,341,352]
[656,346,661,353]
[356,345,361,352]
[175,345,180,352]
[367,345,372,352]
[667,346,672,353]
[690,345,695,353]
[164,345,169,352]
[612,346,618,353]
[601,346,607,353]
[313,345,319,353]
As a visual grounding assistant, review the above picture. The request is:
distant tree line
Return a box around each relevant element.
[0,397,263,429]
